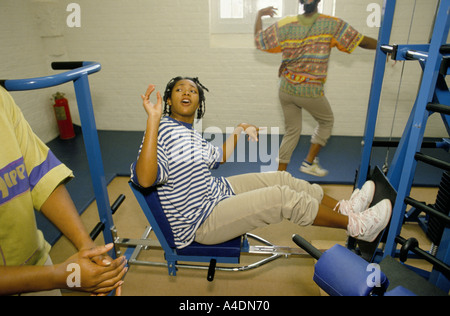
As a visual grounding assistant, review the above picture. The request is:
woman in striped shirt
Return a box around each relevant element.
[131,77,391,249]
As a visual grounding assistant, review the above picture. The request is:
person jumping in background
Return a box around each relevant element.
[255,0,378,176]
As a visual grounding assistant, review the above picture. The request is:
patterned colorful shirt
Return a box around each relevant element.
[255,13,364,97]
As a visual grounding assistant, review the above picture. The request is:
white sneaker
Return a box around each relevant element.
[336,181,375,215]
[347,199,392,243]
[300,158,328,177]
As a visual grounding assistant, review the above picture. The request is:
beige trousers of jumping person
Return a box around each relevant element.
[278,90,335,164]
[194,171,324,245]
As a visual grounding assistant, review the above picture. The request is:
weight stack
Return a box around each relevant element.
[427,172,450,246]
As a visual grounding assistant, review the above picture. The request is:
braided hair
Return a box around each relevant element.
[162,76,209,120]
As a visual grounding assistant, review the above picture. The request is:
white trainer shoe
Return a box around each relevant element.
[347,199,392,243]
[336,180,376,215]
[300,158,328,177]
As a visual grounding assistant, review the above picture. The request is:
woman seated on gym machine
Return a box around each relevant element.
[130,77,392,250]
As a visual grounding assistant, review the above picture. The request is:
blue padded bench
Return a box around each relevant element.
[129,182,243,280]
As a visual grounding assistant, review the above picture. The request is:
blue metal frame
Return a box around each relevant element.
[357,0,397,189]
[3,62,314,282]
[383,0,450,252]
[357,0,450,292]
[3,62,116,254]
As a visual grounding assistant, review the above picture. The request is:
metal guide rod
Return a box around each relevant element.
[404,197,450,225]
[121,228,316,274]
[117,231,313,257]
[383,0,450,278]
[380,44,431,61]
[357,0,397,189]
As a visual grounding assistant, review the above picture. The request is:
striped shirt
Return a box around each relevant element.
[255,13,363,97]
[131,116,235,249]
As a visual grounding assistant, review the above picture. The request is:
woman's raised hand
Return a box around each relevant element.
[141,84,163,120]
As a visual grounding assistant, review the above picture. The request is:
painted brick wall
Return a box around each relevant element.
[0,0,62,142]
[0,0,446,143]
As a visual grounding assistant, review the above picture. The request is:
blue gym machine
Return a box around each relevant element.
[1,62,120,253]
[1,62,314,282]
[3,0,449,293]
[127,183,313,281]
[353,0,450,293]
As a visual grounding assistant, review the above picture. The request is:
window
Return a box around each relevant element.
[210,0,336,34]
[211,0,290,34]
[219,0,244,19]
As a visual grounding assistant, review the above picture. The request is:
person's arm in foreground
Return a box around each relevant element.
[41,183,127,296]
[41,184,100,255]
[0,184,127,296]
[135,84,163,188]
[0,243,126,296]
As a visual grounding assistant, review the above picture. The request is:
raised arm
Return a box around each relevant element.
[254,6,277,36]
[222,123,259,164]
[359,35,378,50]
[135,85,163,188]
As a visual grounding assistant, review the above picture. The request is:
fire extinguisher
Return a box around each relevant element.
[52,92,75,140]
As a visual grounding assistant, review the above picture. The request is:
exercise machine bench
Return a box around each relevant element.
[122,182,314,281]
[293,234,417,296]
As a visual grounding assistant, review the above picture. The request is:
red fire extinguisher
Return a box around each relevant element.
[52,92,75,140]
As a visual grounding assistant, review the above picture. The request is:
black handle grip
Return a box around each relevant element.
[111,194,126,215]
[90,222,105,241]
[51,62,85,70]
[396,236,450,279]
[440,44,450,54]
[207,259,217,282]
[292,234,322,260]
[89,195,126,241]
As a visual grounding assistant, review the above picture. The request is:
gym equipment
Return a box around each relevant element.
[355,0,450,293]
[125,182,314,281]
[292,234,449,296]
[352,166,397,262]
[292,234,390,296]
[1,62,316,282]
[1,62,121,252]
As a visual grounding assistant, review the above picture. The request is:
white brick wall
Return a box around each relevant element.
[0,0,447,143]
[0,0,61,142]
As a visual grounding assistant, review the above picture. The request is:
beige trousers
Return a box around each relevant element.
[195,171,323,245]
[278,90,335,164]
